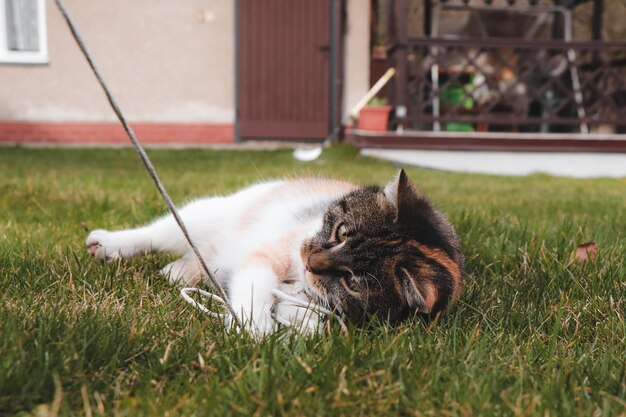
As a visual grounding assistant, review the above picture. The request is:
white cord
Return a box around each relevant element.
[180,287,348,334]
[180,288,228,319]
[271,288,349,335]
[54,0,242,329]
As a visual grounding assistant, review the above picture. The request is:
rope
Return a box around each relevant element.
[53,0,243,329]
[180,287,348,335]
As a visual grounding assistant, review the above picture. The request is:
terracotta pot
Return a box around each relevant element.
[358,105,391,131]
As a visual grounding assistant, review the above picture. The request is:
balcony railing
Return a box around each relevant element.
[389,38,626,134]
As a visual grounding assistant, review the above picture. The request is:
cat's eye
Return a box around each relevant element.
[335,224,349,242]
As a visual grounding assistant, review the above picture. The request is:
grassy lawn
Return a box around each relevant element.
[0,145,624,417]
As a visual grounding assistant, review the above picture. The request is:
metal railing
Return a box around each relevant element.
[387,0,625,135]
[390,38,626,134]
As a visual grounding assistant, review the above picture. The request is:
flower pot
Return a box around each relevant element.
[358,105,391,132]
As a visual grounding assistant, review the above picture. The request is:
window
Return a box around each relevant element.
[0,0,47,64]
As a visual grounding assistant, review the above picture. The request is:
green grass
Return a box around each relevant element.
[0,145,624,417]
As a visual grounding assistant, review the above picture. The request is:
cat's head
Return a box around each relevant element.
[301,170,464,325]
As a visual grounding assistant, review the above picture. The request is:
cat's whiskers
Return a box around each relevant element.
[359,275,372,310]
[366,272,384,291]
[301,273,329,304]
[246,155,269,184]
[272,181,331,239]
[354,273,381,314]
[246,157,319,245]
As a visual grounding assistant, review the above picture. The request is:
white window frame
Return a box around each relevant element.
[0,0,48,64]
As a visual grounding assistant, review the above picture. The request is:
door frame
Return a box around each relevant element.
[234,0,344,142]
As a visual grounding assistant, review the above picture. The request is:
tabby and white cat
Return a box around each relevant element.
[86,170,464,335]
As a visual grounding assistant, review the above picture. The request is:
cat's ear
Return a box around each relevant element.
[384,169,431,221]
[383,169,407,210]
[400,267,434,314]
[406,284,432,314]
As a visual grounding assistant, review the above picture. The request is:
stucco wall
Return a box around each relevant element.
[0,0,234,123]
[342,0,370,118]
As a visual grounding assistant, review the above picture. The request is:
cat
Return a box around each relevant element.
[86,170,464,335]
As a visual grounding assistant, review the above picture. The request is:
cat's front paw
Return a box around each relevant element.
[252,312,277,338]
[86,229,123,260]
[274,301,322,335]
[235,309,277,338]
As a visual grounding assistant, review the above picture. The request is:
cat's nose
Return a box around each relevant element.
[306,252,335,275]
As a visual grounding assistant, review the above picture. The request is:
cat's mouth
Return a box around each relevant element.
[300,249,359,309]
[303,268,361,304]
[302,268,326,300]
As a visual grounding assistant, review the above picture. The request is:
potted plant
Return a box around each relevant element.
[358,97,391,132]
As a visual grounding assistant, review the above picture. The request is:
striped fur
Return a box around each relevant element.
[302,170,464,324]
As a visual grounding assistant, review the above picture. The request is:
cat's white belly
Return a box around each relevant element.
[210,180,333,281]
[86,177,358,335]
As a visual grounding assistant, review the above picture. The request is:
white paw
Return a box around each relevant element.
[275,300,322,335]
[234,308,277,338]
[251,311,277,338]
[85,229,124,260]
[161,258,203,287]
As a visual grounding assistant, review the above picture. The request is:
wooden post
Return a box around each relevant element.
[424,0,432,36]
[393,0,407,129]
[592,0,603,41]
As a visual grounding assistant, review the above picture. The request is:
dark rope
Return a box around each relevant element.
[53,0,242,329]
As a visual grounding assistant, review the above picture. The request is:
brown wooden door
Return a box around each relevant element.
[237,1,333,141]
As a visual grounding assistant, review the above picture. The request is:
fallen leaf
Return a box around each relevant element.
[571,241,598,263]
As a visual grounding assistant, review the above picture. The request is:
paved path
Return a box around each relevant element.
[361,149,626,178]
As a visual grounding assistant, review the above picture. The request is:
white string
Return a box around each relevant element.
[53,0,242,328]
[54,0,347,335]
[180,288,228,319]
[180,287,348,335]
[271,289,349,334]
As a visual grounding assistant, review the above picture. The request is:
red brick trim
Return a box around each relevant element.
[0,121,234,144]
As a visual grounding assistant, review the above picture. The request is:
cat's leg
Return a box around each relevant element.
[86,197,226,261]
[86,216,189,261]
[229,263,279,337]
[160,254,205,286]
[86,227,159,261]
[87,224,210,286]
[88,224,208,285]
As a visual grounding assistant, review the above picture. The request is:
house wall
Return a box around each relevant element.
[0,0,235,143]
[342,0,371,119]
[0,1,370,144]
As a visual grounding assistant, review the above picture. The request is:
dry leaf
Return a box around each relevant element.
[571,241,598,263]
